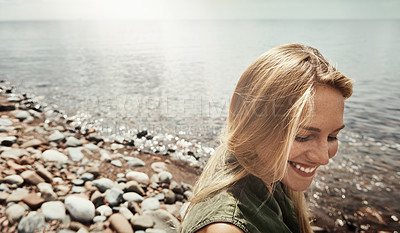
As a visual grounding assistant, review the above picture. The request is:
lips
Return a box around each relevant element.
[288,161,317,177]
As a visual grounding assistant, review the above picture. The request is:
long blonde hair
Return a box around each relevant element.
[187,43,353,233]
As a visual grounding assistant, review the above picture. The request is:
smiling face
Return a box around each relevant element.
[281,85,345,191]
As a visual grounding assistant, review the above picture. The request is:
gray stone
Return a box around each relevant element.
[126,171,150,185]
[105,188,123,206]
[0,118,13,126]
[158,172,173,184]
[96,205,113,216]
[99,149,111,161]
[4,175,24,185]
[123,192,144,203]
[13,110,30,121]
[18,212,46,233]
[65,136,82,147]
[154,193,165,201]
[126,157,146,167]
[72,179,85,186]
[131,214,154,230]
[92,178,114,193]
[151,162,168,173]
[5,203,25,221]
[144,209,180,233]
[28,109,42,119]
[68,147,84,162]
[64,195,95,222]
[71,186,86,193]
[42,149,68,163]
[119,206,134,220]
[48,130,65,142]
[41,201,66,220]
[111,159,122,167]
[163,189,176,204]
[170,181,184,194]
[23,115,34,124]
[141,198,160,211]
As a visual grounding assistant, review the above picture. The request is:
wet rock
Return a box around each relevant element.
[41,201,66,220]
[92,178,114,193]
[126,171,150,185]
[17,212,46,233]
[151,162,167,173]
[48,130,65,142]
[142,198,160,211]
[4,175,24,185]
[22,193,45,209]
[144,209,180,233]
[126,157,146,167]
[123,192,144,203]
[158,171,172,184]
[20,170,45,185]
[5,204,25,221]
[68,147,85,162]
[105,188,123,206]
[109,213,134,233]
[66,136,82,147]
[64,195,95,222]
[131,214,155,230]
[42,149,68,163]
[0,136,17,146]
[111,159,122,167]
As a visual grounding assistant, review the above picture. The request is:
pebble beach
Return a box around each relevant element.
[0,80,398,233]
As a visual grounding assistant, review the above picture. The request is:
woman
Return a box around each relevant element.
[181,43,353,233]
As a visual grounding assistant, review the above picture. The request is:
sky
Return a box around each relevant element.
[0,0,399,21]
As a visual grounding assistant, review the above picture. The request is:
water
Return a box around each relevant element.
[1,20,399,229]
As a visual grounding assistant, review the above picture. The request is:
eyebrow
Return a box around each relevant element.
[301,125,345,133]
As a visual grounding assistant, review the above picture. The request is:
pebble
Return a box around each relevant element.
[158,171,173,184]
[111,159,122,167]
[0,136,17,146]
[68,147,85,161]
[47,130,65,142]
[92,178,115,193]
[22,193,45,209]
[151,162,168,173]
[17,212,46,233]
[146,229,167,233]
[21,139,42,148]
[131,214,155,230]
[109,213,134,233]
[119,206,134,220]
[105,188,123,206]
[126,157,146,167]
[124,180,145,195]
[1,148,29,159]
[42,149,68,163]
[41,201,66,220]
[12,110,30,121]
[123,192,144,203]
[6,189,29,203]
[0,118,13,126]
[141,198,160,211]
[80,172,95,182]
[144,209,180,233]
[64,195,95,222]
[66,136,82,147]
[126,171,150,185]
[96,205,113,216]
[93,215,107,223]
[36,167,53,183]
[20,170,45,185]
[84,143,99,151]
[5,204,26,221]
[163,189,176,204]
[4,175,24,185]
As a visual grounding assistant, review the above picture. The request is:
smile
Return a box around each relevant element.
[288,161,317,177]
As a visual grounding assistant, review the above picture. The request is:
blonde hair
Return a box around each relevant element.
[186,43,353,233]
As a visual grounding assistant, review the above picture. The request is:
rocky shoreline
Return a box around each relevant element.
[0,81,398,233]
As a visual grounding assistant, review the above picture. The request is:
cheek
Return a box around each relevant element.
[288,143,302,160]
[328,142,339,159]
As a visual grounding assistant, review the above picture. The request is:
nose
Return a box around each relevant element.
[310,141,330,165]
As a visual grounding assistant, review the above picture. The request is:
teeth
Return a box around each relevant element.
[290,161,316,174]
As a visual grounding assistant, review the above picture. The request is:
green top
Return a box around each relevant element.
[181,175,300,233]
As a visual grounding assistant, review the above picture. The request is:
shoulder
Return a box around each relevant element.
[196,223,244,233]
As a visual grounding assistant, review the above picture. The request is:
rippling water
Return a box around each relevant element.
[1,19,399,229]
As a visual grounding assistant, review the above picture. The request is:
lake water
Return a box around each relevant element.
[1,20,399,230]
